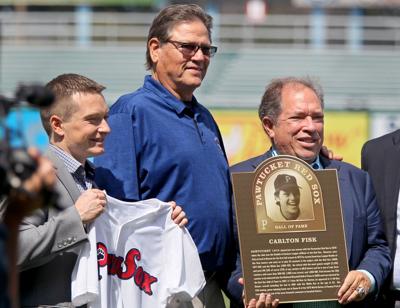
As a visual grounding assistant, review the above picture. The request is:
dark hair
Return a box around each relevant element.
[273,173,301,197]
[41,73,105,136]
[258,77,324,124]
[145,4,213,70]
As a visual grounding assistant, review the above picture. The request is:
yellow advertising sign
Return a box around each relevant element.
[211,109,368,167]
[324,111,368,167]
[211,110,270,166]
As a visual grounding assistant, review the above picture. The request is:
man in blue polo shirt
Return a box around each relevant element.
[94,4,235,307]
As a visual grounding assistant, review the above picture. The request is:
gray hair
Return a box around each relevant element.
[145,4,213,71]
[258,77,324,124]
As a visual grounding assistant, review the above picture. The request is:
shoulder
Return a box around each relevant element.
[328,159,370,184]
[363,129,400,152]
[230,153,268,173]
[362,130,400,168]
[44,148,58,165]
[109,87,157,115]
[343,160,364,172]
[44,148,66,174]
[328,159,364,174]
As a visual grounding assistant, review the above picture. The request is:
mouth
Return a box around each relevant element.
[91,139,105,144]
[185,65,204,73]
[297,137,319,147]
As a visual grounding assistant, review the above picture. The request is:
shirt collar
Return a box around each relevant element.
[143,75,198,116]
[270,147,323,169]
[49,144,95,175]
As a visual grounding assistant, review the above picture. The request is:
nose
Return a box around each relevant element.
[303,116,317,132]
[99,119,111,134]
[288,193,295,201]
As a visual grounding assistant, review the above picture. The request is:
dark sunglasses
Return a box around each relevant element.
[166,40,218,57]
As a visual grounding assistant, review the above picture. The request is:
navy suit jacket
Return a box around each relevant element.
[227,151,391,308]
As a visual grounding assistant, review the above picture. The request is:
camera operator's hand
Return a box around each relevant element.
[22,148,56,194]
[5,148,56,221]
[74,189,106,224]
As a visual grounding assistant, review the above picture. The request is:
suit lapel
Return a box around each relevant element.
[321,157,353,259]
[250,150,273,170]
[46,149,81,203]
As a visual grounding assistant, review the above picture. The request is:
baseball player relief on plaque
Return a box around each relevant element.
[231,155,349,303]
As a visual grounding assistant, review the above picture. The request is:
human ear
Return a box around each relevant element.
[262,116,275,139]
[148,38,161,66]
[50,115,64,137]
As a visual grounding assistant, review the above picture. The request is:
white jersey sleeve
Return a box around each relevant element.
[161,219,206,306]
[71,224,98,307]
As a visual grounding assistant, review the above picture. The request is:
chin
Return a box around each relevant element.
[186,80,203,89]
[183,75,203,86]
[90,148,105,157]
[297,150,319,162]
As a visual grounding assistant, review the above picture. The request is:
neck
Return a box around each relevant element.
[270,146,318,164]
[151,73,194,102]
[50,141,86,165]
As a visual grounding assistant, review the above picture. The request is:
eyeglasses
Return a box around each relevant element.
[166,40,218,57]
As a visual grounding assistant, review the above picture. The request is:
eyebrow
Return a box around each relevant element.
[83,112,107,119]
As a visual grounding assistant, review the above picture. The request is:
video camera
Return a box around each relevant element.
[0,84,54,196]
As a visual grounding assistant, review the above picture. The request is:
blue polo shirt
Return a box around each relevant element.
[94,75,233,271]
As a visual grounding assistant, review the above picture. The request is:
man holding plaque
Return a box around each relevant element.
[230,77,391,307]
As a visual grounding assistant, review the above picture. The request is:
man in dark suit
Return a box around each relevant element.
[229,77,391,308]
[362,129,400,307]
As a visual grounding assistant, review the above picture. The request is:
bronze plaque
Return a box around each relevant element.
[232,155,348,303]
